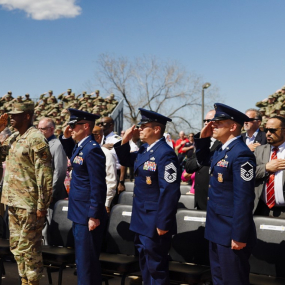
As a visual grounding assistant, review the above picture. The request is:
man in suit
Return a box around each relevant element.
[114,109,181,285]
[242,108,267,151]
[38,118,68,207]
[61,109,107,285]
[185,109,221,210]
[254,115,285,217]
[195,103,256,285]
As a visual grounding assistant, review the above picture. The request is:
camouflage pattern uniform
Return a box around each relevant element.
[0,103,53,284]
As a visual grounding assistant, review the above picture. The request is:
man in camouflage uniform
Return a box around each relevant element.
[0,102,53,285]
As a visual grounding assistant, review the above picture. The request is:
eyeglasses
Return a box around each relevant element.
[203,119,211,123]
[38,127,51,131]
[68,122,86,129]
[245,118,261,123]
[264,128,285,134]
[96,122,110,127]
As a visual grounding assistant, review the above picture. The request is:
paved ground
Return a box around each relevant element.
[1,260,140,285]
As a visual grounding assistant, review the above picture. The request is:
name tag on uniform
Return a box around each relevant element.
[73,156,83,165]
[143,161,157,171]
[217,160,229,168]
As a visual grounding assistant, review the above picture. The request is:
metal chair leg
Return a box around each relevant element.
[121,274,126,285]
[46,267,53,285]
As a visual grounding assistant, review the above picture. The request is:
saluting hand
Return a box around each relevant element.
[0,113,8,133]
[121,125,138,145]
[64,125,72,139]
[200,121,213,138]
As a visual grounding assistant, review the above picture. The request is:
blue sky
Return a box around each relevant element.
[0,0,284,129]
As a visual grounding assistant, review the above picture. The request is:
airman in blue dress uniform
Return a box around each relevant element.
[114,108,181,285]
[63,108,107,285]
[194,103,257,285]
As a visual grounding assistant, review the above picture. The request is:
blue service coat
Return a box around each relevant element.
[114,138,181,238]
[67,135,107,225]
[195,136,256,247]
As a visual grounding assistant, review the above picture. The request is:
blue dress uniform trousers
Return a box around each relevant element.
[114,138,181,285]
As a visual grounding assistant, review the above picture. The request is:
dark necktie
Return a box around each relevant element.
[72,143,78,155]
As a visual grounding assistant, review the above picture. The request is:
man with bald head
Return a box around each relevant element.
[185,110,221,210]
[38,118,68,207]
[96,116,126,194]
[92,126,117,214]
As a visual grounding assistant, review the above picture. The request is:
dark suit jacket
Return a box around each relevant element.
[254,144,285,213]
[241,129,267,146]
[185,139,221,210]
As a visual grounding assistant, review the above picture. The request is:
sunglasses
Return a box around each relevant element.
[264,128,285,134]
[68,122,86,129]
[96,122,110,127]
[203,119,211,123]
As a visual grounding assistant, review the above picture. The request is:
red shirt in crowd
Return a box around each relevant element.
[175,138,189,154]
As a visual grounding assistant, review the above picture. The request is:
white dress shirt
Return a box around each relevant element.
[245,129,260,146]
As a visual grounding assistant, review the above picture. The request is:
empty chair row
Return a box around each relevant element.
[118,190,195,210]
[124,181,190,195]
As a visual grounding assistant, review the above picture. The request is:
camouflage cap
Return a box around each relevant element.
[272,93,278,98]
[8,102,35,114]
[82,91,87,95]
[95,90,100,93]
[49,90,53,93]
[282,85,285,90]
[67,89,72,92]
[25,93,30,97]
[268,94,274,99]
[7,91,12,95]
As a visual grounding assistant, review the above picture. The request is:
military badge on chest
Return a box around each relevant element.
[217,159,229,168]
[143,161,157,171]
[73,156,83,165]
[218,173,223,183]
[146,176,152,185]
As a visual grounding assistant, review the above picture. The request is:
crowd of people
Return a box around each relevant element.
[0,84,284,285]
[0,89,118,136]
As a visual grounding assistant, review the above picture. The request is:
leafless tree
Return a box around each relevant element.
[93,53,220,133]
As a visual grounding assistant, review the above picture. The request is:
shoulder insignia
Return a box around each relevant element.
[240,162,253,181]
[34,142,48,152]
[164,162,177,183]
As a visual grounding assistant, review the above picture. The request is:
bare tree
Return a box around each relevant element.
[94,53,220,133]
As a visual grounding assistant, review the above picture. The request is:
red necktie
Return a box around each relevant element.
[266,147,279,209]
